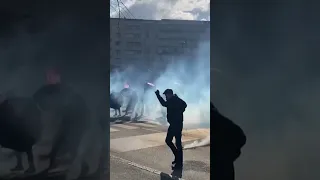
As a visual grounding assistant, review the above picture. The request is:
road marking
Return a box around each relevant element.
[141,128,163,133]
[135,123,157,128]
[110,155,185,180]
[110,129,208,152]
[110,128,119,132]
[112,123,139,130]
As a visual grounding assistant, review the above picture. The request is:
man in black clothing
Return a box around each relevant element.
[33,69,89,171]
[110,92,122,116]
[211,102,246,180]
[0,96,41,174]
[141,82,155,116]
[120,86,138,116]
[155,89,187,169]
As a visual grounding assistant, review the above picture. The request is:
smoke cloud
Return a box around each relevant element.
[183,135,210,149]
[110,40,210,128]
[212,1,320,180]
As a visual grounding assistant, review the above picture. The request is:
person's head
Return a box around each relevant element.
[163,89,174,100]
[124,82,130,89]
[46,68,61,85]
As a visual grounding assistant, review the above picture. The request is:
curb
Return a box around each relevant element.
[110,155,185,180]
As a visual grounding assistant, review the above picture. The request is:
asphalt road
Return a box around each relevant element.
[110,121,210,180]
[110,156,158,180]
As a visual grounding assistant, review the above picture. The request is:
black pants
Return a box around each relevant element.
[49,116,85,168]
[165,124,183,165]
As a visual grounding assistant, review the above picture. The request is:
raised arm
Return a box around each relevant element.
[156,93,167,107]
[155,90,167,107]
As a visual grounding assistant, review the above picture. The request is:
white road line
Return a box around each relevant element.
[110,130,202,152]
[110,127,119,132]
[134,123,157,128]
[141,128,163,133]
[112,123,139,130]
[110,155,185,180]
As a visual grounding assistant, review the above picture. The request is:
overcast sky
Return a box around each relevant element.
[110,0,210,21]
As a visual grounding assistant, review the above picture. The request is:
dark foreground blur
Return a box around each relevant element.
[0,87,109,180]
[0,0,109,179]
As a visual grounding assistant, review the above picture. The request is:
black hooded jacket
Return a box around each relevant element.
[156,94,187,126]
[211,102,246,162]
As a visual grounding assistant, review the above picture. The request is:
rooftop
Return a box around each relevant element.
[110,18,210,24]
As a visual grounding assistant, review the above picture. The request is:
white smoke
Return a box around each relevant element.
[184,135,210,149]
[110,41,210,128]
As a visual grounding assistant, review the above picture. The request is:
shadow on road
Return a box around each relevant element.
[160,168,183,180]
[109,116,131,123]
[171,168,182,178]
[109,114,144,123]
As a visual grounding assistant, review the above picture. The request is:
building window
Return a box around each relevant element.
[116,50,121,56]
[159,28,182,33]
[158,38,187,44]
[127,25,140,30]
[127,42,141,47]
[157,45,185,55]
[157,47,173,54]
[125,50,141,55]
[125,33,140,39]
[183,48,192,54]
[115,41,121,46]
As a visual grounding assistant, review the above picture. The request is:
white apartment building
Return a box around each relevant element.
[110,18,210,69]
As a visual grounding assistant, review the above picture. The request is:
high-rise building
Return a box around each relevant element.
[110,18,210,68]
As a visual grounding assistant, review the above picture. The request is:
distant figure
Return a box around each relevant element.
[120,87,138,116]
[155,89,187,169]
[33,69,89,171]
[211,102,246,180]
[141,82,155,116]
[0,96,42,174]
[110,92,123,116]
